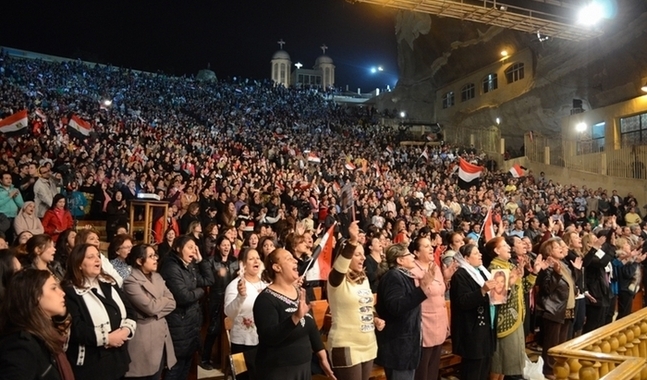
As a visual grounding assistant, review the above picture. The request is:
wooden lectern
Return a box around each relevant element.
[128,200,169,244]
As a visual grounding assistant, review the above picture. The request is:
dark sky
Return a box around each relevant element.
[1,0,399,91]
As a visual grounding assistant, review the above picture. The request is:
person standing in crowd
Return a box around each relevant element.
[450,243,497,380]
[364,235,384,293]
[34,166,59,219]
[159,236,214,380]
[42,195,74,244]
[580,233,613,333]
[75,229,123,287]
[26,234,65,282]
[0,249,21,305]
[486,237,539,380]
[105,191,129,243]
[410,236,449,380]
[13,201,44,236]
[156,228,176,265]
[108,234,134,281]
[63,243,137,380]
[327,222,382,380]
[253,248,335,380]
[54,229,76,271]
[0,269,73,380]
[201,234,238,370]
[375,243,434,380]
[0,171,24,241]
[123,244,177,380]
[536,237,582,379]
[223,248,268,380]
[612,237,646,319]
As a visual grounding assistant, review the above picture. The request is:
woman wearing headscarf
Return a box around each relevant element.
[450,243,497,380]
[13,201,44,236]
[375,243,434,380]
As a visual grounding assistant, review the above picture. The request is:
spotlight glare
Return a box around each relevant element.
[378,66,384,71]
[400,111,406,118]
[103,100,112,107]
[371,67,377,74]
[575,122,587,132]
[500,50,509,57]
[578,2,604,26]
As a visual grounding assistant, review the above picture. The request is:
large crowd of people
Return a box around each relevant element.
[0,49,646,380]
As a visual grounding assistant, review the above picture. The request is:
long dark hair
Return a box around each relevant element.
[126,244,154,270]
[0,269,64,353]
[0,249,18,301]
[25,234,54,267]
[63,243,115,288]
[49,194,67,211]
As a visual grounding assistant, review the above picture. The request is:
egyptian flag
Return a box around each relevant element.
[0,110,29,135]
[458,157,483,189]
[509,164,524,178]
[345,162,356,171]
[483,207,495,242]
[68,115,93,137]
[306,223,336,281]
[307,152,321,164]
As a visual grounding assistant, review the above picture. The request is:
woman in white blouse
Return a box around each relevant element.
[224,247,268,380]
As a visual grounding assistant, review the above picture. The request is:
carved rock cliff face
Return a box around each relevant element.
[375,0,647,144]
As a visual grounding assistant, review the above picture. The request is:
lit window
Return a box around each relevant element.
[442,92,454,109]
[482,73,498,93]
[505,63,525,83]
[461,84,475,102]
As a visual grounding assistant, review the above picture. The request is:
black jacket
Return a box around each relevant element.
[64,281,135,380]
[159,253,215,358]
[375,268,427,370]
[0,331,61,380]
[582,247,614,307]
[449,267,497,360]
[536,262,581,323]
[206,255,238,309]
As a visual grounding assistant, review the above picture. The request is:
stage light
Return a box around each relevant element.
[400,111,406,118]
[371,67,377,74]
[575,122,587,132]
[578,2,604,26]
[103,100,112,107]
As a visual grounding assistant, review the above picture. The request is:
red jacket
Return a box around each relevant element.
[154,217,180,244]
[42,208,74,243]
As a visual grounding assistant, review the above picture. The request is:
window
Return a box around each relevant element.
[298,74,304,83]
[576,122,606,154]
[482,73,498,93]
[442,92,454,109]
[620,112,647,147]
[505,63,525,83]
[461,84,475,102]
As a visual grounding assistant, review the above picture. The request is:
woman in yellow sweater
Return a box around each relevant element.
[327,221,384,380]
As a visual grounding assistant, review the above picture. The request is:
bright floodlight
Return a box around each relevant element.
[641,83,647,93]
[575,122,587,132]
[378,66,384,71]
[500,50,509,57]
[578,2,604,26]
[495,117,501,125]
[103,99,112,107]
[371,67,377,74]
[400,111,406,118]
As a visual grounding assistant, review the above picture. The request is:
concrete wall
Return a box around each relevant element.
[502,157,647,206]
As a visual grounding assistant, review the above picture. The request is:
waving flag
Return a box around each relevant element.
[307,152,321,164]
[458,157,483,189]
[0,110,29,134]
[345,162,356,171]
[483,207,495,242]
[509,164,524,178]
[304,223,336,281]
[68,115,93,137]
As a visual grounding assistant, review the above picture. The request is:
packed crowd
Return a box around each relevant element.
[0,49,646,380]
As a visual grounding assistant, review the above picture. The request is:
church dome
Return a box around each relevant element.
[315,55,333,65]
[272,50,291,60]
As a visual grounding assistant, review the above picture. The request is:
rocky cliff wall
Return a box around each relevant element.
[375,0,647,147]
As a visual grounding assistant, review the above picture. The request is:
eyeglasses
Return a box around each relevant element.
[400,252,414,258]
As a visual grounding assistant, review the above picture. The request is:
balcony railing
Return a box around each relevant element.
[548,308,647,380]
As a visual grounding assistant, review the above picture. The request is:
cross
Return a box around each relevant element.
[320,44,328,54]
[295,62,303,69]
[277,39,286,49]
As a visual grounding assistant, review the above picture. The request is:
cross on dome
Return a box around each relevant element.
[320,44,328,54]
[277,39,286,49]
[295,62,303,69]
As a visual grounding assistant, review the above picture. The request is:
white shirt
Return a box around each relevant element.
[224,276,268,346]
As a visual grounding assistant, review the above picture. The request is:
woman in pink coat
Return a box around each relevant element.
[410,236,450,380]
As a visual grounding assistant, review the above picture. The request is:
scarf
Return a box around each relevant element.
[489,257,524,338]
[455,252,496,328]
[14,202,45,235]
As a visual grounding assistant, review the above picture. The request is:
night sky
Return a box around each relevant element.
[1,0,399,91]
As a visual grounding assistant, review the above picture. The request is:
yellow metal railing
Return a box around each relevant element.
[548,308,647,380]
